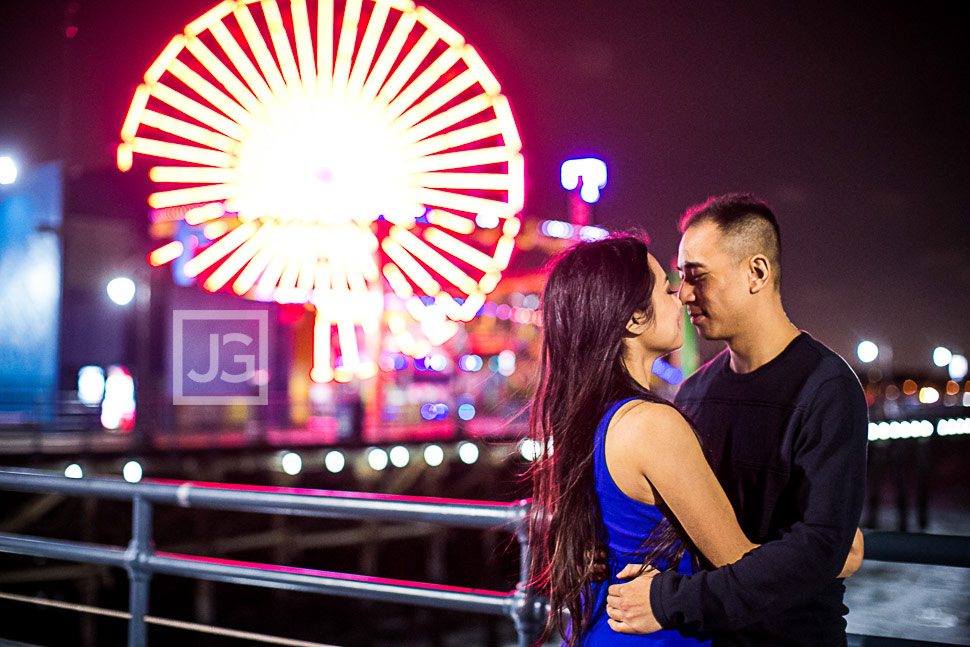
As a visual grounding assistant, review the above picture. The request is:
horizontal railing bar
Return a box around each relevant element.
[862,530,970,568]
[0,532,128,569]
[0,468,525,530]
[150,552,513,616]
[0,531,512,616]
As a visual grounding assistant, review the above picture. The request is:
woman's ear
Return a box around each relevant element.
[748,255,772,294]
[625,310,648,335]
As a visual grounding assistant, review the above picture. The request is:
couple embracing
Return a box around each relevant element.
[528,193,868,646]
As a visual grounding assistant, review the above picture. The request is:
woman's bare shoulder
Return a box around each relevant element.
[609,399,695,446]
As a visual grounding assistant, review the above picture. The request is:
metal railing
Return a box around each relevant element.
[0,467,545,647]
[2,467,969,647]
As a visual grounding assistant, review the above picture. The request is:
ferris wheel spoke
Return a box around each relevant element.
[406,145,509,173]
[410,188,510,217]
[426,210,475,234]
[389,226,478,294]
[289,0,316,90]
[391,68,476,134]
[373,29,437,111]
[333,0,363,92]
[404,119,501,158]
[358,10,416,104]
[184,0,235,37]
[384,46,463,123]
[397,94,493,146]
[417,171,509,191]
[149,165,239,184]
[150,83,247,140]
[209,20,278,107]
[167,59,256,131]
[129,136,231,168]
[382,263,414,299]
[233,4,289,101]
[345,1,390,98]
[381,237,441,295]
[141,110,237,152]
[145,36,187,85]
[184,221,259,278]
[184,37,265,117]
[149,183,237,209]
[203,222,277,292]
[260,0,303,91]
[423,227,494,273]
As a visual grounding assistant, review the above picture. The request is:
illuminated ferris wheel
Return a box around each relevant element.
[118,0,524,383]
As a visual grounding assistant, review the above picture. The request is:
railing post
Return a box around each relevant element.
[510,500,544,647]
[126,494,153,647]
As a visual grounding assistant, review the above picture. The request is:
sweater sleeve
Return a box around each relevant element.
[650,374,869,633]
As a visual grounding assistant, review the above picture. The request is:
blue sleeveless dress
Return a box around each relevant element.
[572,397,710,646]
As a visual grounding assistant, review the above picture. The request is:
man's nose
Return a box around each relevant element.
[678,282,693,304]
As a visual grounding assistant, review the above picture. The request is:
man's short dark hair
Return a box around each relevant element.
[679,193,782,288]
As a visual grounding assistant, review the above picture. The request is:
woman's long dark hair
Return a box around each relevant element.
[527,235,691,646]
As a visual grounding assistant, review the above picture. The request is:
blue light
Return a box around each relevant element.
[560,157,608,203]
[420,403,437,421]
[579,225,609,242]
[652,358,684,385]
[459,354,484,372]
[540,220,574,239]
[458,403,476,421]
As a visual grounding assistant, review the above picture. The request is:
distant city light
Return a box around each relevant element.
[561,158,608,203]
[475,212,500,229]
[497,350,516,376]
[938,418,970,436]
[579,225,609,241]
[868,420,933,442]
[457,403,476,421]
[540,220,575,239]
[0,156,18,185]
[101,366,135,431]
[857,341,879,364]
[281,452,302,476]
[325,451,345,473]
[64,464,83,479]
[458,354,484,372]
[423,444,444,467]
[933,346,953,367]
[389,445,410,468]
[458,441,479,464]
[519,439,542,461]
[918,387,940,405]
[948,354,968,381]
[123,460,143,483]
[367,448,389,471]
[106,277,136,306]
[77,366,106,407]
[902,379,918,395]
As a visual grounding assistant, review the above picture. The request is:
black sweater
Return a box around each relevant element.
[651,333,869,646]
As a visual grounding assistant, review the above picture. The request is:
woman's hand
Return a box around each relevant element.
[838,528,864,578]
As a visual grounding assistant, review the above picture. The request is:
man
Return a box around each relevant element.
[605,193,868,645]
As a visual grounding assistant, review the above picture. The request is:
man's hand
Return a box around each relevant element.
[606,564,662,634]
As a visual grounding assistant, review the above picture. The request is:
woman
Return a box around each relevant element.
[527,235,860,646]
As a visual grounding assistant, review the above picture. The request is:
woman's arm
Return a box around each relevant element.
[606,401,756,567]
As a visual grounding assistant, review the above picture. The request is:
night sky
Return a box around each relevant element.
[1,0,967,373]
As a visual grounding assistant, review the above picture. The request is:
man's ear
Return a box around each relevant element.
[748,255,772,294]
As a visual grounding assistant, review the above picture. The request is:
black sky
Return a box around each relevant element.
[1,0,967,373]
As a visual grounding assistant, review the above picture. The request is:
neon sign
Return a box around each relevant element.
[119,0,524,382]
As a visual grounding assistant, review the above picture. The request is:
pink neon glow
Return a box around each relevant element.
[119,0,525,382]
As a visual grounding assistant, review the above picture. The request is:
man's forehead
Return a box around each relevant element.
[678,222,734,264]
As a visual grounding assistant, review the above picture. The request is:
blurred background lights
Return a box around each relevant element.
[539,220,574,239]
[367,448,388,471]
[281,452,302,476]
[325,450,345,473]
[948,354,968,380]
[560,158,608,203]
[519,438,542,461]
[64,464,83,479]
[389,445,410,468]
[457,403,476,421]
[497,350,516,376]
[106,277,136,306]
[475,212,500,229]
[101,366,135,431]
[77,366,106,407]
[0,156,17,184]
[458,441,479,464]
[423,444,444,467]
[857,341,879,363]
[933,346,953,367]
[458,354,484,372]
[918,387,940,405]
[578,225,609,241]
[123,460,143,483]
